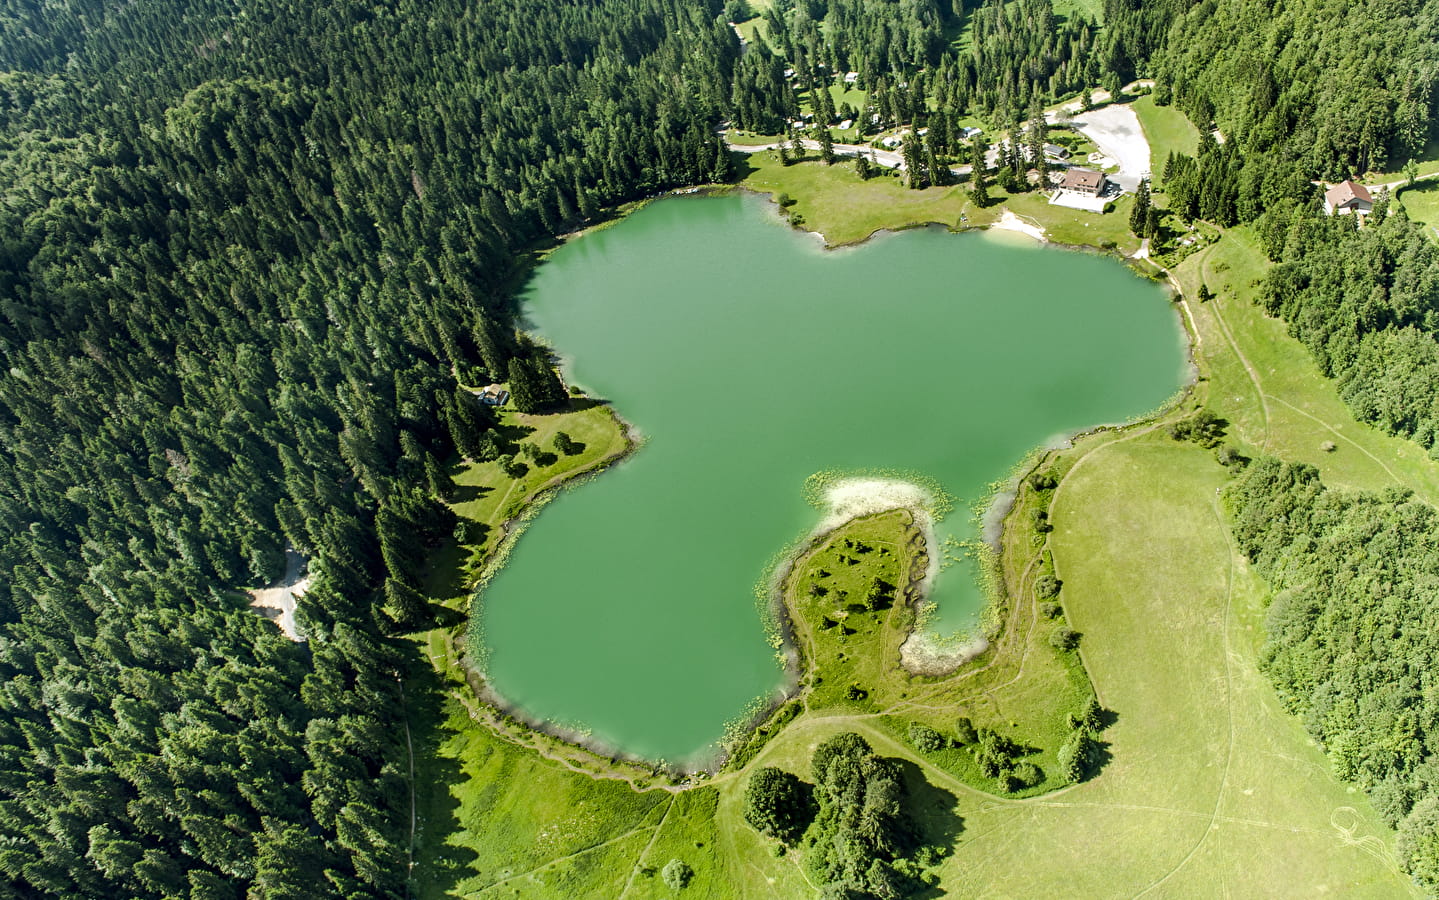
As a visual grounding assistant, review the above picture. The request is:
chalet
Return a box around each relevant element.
[475,384,510,406]
[1324,179,1373,215]
[1058,167,1107,196]
[1043,143,1071,161]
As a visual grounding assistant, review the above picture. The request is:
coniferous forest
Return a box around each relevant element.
[2,0,1439,894]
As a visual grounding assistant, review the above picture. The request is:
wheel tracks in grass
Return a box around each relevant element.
[1130,495,1239,899]
[1197,256,1411,489]
[449,686,684,795]
[1264,393,1406,488]
[616,797,675,900]
[474,809,666,895]
[1199,256,1272,452]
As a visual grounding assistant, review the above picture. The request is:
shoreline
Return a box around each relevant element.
[449,184,1201,780]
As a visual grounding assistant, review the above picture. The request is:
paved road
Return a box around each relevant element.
[1051,103,1150,193]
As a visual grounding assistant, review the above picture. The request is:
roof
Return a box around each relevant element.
[1044,143,1070,157]
[478,384,506,397]
[1325,179,1373,208]
[1059,168,1105,191]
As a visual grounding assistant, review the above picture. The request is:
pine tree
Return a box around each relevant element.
[1130,179,1151,237]
[817,125,834,165]
[507,357,541,412]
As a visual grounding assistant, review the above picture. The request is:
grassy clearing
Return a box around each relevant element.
[1397,180,1439,239]
[738,149,1137,251]
[1175,228,1439,503]
[782,508,1095,799]
[1132,94,1200,170]
[439,400,630,584]
[739,150,977,245]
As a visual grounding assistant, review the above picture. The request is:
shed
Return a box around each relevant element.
[475,384,510,406]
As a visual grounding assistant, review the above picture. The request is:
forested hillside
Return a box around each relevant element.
[1225,459,1439,889]
[0,0,735,895]
[1161,0,1439,177]
[1257,202,1439,451]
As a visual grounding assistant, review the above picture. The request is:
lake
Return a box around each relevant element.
[475,194,1187,763]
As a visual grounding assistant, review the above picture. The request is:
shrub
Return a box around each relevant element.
[954,716,978,745]
[1035,574,1061,599]
[743,767,814,845]
[908,723,947,753]
[1039,601,1062,619]
[661,859,694,890]
[1058,730,1097,783]
[1050,626,1080,651]
[1012,761,1043,788]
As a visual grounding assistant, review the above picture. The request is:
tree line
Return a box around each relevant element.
[1225,458,1439,891]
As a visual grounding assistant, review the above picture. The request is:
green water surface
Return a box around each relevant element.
[478,194,1186,763]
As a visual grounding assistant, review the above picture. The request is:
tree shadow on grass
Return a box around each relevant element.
[404,653,480,898]
[890,757,964,899]
[730,149,760,181]
[450,482,492,505]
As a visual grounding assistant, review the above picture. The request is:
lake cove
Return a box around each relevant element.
[475,194,1187,764]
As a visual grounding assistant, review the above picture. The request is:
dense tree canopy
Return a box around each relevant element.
[1226,458,1439,890]
[0,0,735,894]
[1161,0,1439,178]
[1257,204,1439,451]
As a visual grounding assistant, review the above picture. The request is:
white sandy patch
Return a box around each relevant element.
[900,630,988,676]
[814,477,936,534]
[248,548,308,641]
[991,210,1047,242]
[810,478,989,675]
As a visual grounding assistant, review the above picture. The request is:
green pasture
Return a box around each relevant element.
[1398,179,1439,240]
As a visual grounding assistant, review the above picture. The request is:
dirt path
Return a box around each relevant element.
[247,547,308,640]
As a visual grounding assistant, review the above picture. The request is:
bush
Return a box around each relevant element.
[954,716,978,745]
[908,723,947,753]
[1050,626,1080,651]
[1058,730,1097,783]
[1215,444,1248,467]
[743,767,814,845]
[1035,574,1061,599]
[661,859,694,890]
[1039,601,1062,619]
[1067,696,1104,732]
[1168,409,1228,447]
[1012,761,1043,788]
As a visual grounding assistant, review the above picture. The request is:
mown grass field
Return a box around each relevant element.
[411,103,1433,896]
[1398,179,1439,240]
[1132,94,1200,170]
[737,146,1145,251]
